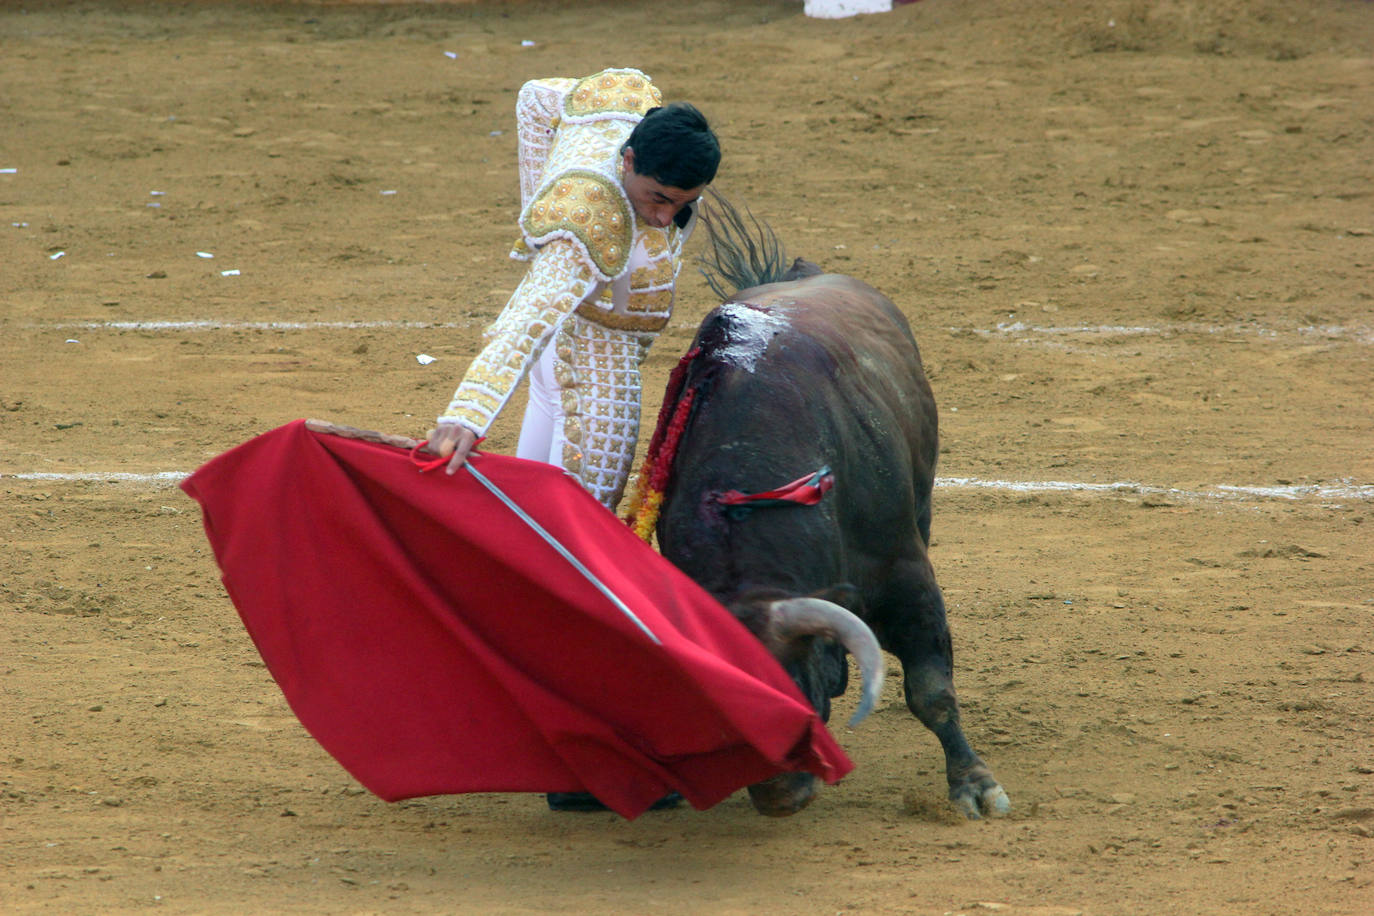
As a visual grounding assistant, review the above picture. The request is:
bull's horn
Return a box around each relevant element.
[769,598,884,727]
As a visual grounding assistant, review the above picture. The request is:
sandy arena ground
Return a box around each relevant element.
[1,0,1371,913]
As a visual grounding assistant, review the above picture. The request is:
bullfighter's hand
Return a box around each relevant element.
[427,424,479,476]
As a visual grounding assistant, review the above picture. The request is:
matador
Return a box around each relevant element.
[428,68,720,511]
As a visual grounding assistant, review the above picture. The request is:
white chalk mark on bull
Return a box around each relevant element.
[714,302,791,372]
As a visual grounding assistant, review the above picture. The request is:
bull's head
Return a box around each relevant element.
[727,589,884,817]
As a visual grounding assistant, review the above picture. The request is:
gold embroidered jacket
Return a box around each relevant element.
[440,68,694,435]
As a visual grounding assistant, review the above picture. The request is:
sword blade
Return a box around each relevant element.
[463,462,663,646]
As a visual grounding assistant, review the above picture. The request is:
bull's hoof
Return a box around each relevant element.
[950,779,1011,819]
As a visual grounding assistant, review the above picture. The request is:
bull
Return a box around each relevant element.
[638,197,1010,818]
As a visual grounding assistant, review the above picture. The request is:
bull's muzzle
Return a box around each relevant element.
[747,771,818,817]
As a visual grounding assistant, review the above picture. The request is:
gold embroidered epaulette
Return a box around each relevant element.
[520,169,634,279]
[563,69,662,121]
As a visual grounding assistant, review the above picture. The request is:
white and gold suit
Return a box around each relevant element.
[438,69,695,511]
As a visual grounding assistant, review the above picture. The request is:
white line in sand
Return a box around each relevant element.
[12,319,1371,342]
[4,471,1370,504]
[937,476,1374,503]
[24,319,470,332]
[949,320,1373,344]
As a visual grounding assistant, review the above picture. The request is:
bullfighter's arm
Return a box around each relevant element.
[515,77,577,212]
[435,238,598,442]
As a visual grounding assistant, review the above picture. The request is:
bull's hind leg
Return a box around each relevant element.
[879,563,1010,819]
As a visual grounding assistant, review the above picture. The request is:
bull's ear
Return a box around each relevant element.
[810,583,861,613]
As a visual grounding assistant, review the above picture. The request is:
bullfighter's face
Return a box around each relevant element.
[620,147,703,229]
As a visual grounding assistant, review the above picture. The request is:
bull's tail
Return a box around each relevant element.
[698,191,791,299]
[699,191,823,300]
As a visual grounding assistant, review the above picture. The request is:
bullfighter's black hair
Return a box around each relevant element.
[623,102,720,191]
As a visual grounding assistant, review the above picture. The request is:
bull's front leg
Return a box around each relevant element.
[881,566,1011,819]
[903,664,1010,819]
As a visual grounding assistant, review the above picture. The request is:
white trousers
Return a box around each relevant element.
[516,342,563,467]
[514,317,650,512]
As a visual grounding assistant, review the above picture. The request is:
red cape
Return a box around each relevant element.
[180,420,853,818]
